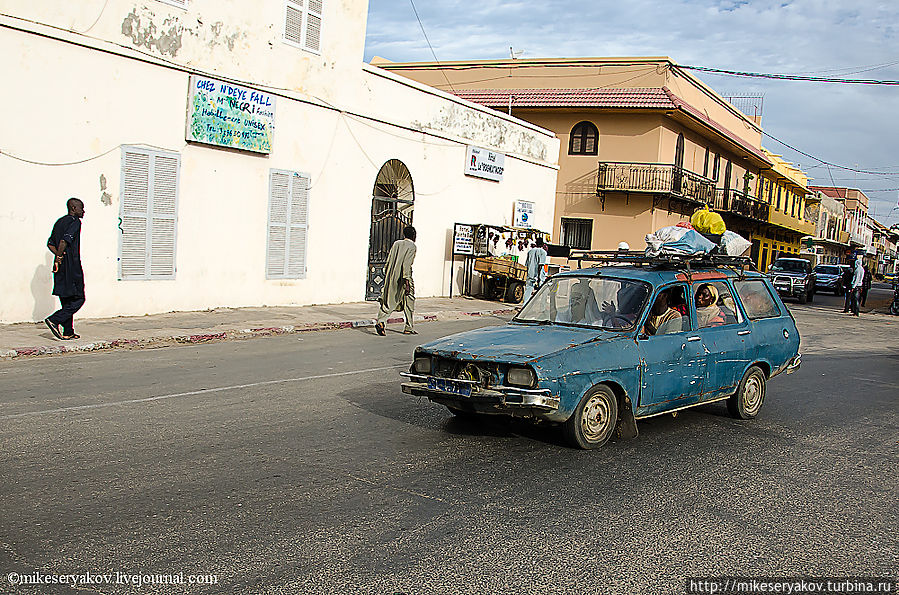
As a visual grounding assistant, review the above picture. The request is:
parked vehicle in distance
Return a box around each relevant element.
[768,257,816,303]
[400,254,801,449]
[813,264,844,295]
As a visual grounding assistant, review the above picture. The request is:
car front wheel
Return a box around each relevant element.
[563,384,618,449]
[728,366,766,419]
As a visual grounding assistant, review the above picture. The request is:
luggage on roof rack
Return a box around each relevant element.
[567,250,757,271]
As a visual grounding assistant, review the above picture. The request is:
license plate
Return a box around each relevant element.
[427,377,473,397]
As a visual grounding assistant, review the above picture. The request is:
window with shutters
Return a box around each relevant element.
[119,147,180,280]
[284,0,323,54]
[266,169,310,279]
[568,121,598,155]
[157,0,188,9]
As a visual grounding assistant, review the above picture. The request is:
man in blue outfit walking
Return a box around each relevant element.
[45,198,86,340]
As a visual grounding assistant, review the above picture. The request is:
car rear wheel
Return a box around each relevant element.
[727,366,766,419]
[563,384,618,449]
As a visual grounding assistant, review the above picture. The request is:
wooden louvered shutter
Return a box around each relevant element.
[267,170,310,279]
[121,150,150,278]
[120,147,179,280]
[284,0,304,46]
[150,154,178,278]
[287,173,309,278]
[304,0,322,53]
[266,170,290,278]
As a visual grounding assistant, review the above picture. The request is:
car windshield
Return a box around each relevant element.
[769,260,807,273]
[515,276,650,330]
[814,265,841,275]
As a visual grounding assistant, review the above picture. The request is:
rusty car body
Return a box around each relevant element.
[401,255,801,449]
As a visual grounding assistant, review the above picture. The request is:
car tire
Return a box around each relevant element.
[890,301,899,316]
[563,384,618,449]
[727,366,766,420]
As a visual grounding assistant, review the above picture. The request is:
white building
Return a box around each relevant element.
[0,1,559,323]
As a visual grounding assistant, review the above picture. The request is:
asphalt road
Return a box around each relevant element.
[1,304,897,594]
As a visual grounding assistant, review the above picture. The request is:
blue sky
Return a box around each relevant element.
[365,0,899,227]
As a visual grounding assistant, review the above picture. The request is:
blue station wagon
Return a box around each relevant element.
[401,254,801,449]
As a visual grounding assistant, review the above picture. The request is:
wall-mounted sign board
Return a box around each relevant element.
[464,146,505,182]
[186,75,276,154]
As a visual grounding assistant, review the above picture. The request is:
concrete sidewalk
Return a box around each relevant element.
[0,297,517,359]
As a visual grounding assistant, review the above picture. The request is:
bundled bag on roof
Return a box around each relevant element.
[657,229,716,256]
[644,225,691,256]
[720,230,752,256]
[690,208,726,235]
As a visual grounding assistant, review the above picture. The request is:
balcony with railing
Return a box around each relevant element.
[596,162,715,205]
[712,188,770,223]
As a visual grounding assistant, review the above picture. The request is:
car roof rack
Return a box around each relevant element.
[567,250,759,275]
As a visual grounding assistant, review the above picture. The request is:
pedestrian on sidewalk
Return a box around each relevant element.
[860,265,872,307]
[841,261,854,313]
[848,257,864,316]
[523,237,547,303]
[375,226,417,336]
[45,198,86,340]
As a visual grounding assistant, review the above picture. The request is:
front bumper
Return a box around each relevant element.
[785,353,801,374]
[773,282,806,298]
[400,372,560,414]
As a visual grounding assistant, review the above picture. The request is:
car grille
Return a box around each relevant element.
[433,357,499,388]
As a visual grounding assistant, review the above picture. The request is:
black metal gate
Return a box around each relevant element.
[366,160,414,301]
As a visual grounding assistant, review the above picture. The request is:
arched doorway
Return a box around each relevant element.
[366,159,414,300]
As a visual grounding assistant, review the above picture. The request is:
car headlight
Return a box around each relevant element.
[413,356,432,374]
[506,366,536,388]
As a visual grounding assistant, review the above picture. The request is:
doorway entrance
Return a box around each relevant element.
[366,159,414,301]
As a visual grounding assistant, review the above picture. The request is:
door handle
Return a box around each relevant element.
[687,336,701,342]
[737,330,751,336]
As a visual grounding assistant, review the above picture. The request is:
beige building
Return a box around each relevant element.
[802,189,850,266]
[0,2,559,323]
[375,57,817,269]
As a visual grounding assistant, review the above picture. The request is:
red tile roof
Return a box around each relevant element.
[452,87,676,109]
[452,87,771,166]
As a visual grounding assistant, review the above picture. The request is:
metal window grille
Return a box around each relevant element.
[561,218,593,250]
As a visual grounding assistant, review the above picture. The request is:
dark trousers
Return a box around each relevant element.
[848,288,860,316]
[842,287,851,312]
[49,294,85,335]
[861,287,869,307]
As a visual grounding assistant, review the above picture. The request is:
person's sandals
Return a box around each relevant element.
[44,318,63,340]
[375,322,386,336]
[403,329,418,335]
[62,334,80,340]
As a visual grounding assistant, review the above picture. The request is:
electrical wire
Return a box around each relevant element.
[762,130,899,176]
[678,64,899,85]
[408,0,455,93]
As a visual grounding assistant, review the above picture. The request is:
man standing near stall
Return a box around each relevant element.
[45,197,86,340]
[523,236,547,303]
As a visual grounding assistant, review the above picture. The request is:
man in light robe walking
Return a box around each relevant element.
[523,236,547,303]
[375,226,417,335]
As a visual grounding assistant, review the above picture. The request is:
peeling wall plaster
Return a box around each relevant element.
[417,104,549,163]
[121,7,247,58]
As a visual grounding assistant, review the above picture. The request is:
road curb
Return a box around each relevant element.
[0,308,517,360]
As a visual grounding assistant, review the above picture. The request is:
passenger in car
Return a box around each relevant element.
[695,283,725,328]
[554,280,601,325]
[644,290,683,335]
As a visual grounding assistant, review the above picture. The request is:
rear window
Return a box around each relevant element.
[814,266,841,275]
[770,259,808,273]
[734,280,781,319]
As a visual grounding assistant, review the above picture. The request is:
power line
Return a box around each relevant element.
[678,64,899,85]
[408,0,455,93]
[762,130,899,176]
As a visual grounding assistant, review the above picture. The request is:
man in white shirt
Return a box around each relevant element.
[523,237,547,303]
[849,257,864,316]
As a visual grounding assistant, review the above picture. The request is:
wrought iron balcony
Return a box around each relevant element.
[596,162,715,205]
[712,188,770,222]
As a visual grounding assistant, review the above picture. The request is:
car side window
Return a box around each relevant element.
[693,281,744,328]
[643,285,691,336]
[734,280,781,319]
